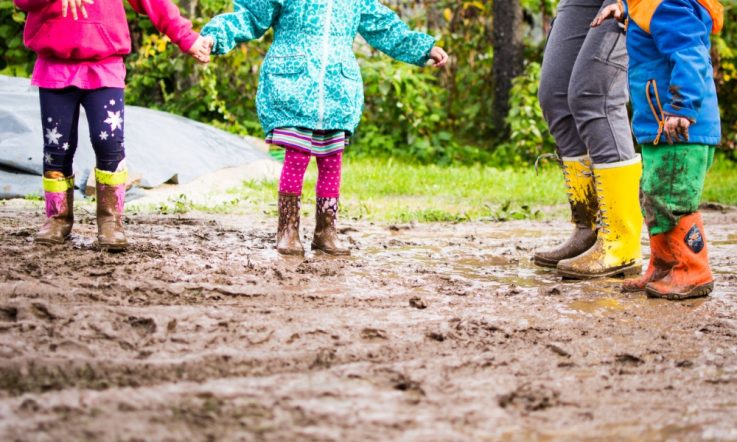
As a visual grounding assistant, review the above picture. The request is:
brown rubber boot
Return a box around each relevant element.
[534,156,598,268]
[95,169,128,251]
[277,192,305,256]
[36,174,75,245]
[312,197,350,256]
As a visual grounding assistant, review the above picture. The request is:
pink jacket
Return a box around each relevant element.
[15,0,199,61]
[15,0,198,89]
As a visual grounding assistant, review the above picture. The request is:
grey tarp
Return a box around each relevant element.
[0,75,270,199]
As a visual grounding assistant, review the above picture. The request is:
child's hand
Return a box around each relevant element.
[591,3,624,27]
[188,36,214,64]
[429,47,449,68]
[664,116,691,143]
[62,0,94,20]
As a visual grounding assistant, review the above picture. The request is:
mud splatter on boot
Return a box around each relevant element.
[646,212,714,300]
[277,193,305,256]
[312,197,350,256]
[95,169,128,252]
[534,156,598,268]
[622,233,673,292]
[36,174,75,245]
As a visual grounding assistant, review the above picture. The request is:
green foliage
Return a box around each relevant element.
[2,0,737,166]
[495,62,555,166]
[0,1,33,76]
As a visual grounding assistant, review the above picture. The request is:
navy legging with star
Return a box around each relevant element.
[40,87,126,176]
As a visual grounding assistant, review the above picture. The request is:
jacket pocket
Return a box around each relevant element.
[593,22,627,70]
[264,55,308,108]
[26,19,118,60]
[340,63,361,81]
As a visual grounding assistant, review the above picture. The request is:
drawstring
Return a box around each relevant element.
[646,79,671,145]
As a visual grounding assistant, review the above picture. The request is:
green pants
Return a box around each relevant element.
[640,144,715,236]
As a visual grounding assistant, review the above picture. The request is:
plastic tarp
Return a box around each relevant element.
[0,75,270,199]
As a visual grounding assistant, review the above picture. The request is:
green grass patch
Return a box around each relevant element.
[136,153,736,223]
[227,157,569,223]
[703,154,737,205]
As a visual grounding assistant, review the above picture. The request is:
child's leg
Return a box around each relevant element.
[312,152,349,255]
[315,151,343,199]
[276,148,311,255]
[640,144,714,299]
[81,88,128,250]
[36,88,82,244]
[279,148,311,195]
[39,88,82,177]
[81,88,126,172]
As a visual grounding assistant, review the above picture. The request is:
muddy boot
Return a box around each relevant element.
[534,156,598,268]
[277,192,305,256]
[622,233,672,292]
[36,174,75,245]
[646,212,714,300]
[95,169,128,251]
[312,197,350,256]
[557,156,644,279]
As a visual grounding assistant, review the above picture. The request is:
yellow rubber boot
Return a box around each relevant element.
[557,156,644,279]
[534,155,598,268]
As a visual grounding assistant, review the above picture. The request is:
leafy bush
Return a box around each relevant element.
[3,0,736,166]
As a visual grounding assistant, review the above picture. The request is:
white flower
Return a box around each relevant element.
[109,99,116,106]
[44,152,53,165]
[104,111,123,132]
[61,142,70,151]
[45,127,62,145]
[100,131,109,141]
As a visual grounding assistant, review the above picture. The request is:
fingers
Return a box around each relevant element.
[664,117,690,143]
[68,0,78,20]
[189,37,213,64]
[431,47,449,68]
[78,0,88,19]
[62,0,68,17]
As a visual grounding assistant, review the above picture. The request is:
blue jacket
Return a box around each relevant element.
[201,0,435,135]
[624,0,721,146]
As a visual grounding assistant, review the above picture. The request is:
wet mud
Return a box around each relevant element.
[0,204,736,441]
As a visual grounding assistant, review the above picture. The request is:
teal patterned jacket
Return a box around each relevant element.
[201,0,436,135]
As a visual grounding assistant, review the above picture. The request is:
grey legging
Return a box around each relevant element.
[538,0,636,164]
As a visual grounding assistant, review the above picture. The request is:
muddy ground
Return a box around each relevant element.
[0,202,736,441]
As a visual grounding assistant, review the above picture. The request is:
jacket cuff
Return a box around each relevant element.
[415,34,437,67]
[177,31,200,53]
[663,104,699,123]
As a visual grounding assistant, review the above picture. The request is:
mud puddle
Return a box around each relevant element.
[0,204,736,441]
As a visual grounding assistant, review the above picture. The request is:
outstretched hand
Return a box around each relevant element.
[189,36,214,64]
[429,47,449,68]
[591,3,624,27]
[62,0,94,20]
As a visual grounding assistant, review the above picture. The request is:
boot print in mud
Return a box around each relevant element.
[312,197,350,256]
[277,192,305,256]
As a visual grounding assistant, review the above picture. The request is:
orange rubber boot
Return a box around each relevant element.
[622,233,673,292]
[645,213,714,300]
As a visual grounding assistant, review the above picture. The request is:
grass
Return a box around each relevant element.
[703,154,737,205]
[224,157,570,223]
[210,153,737,223]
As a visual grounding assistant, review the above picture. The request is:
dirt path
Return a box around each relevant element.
[0,204,736,441]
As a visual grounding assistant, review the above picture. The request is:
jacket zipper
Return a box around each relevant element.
[317,0,334,129]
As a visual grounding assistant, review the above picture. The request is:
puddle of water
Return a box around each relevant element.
[568,297,625,315]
